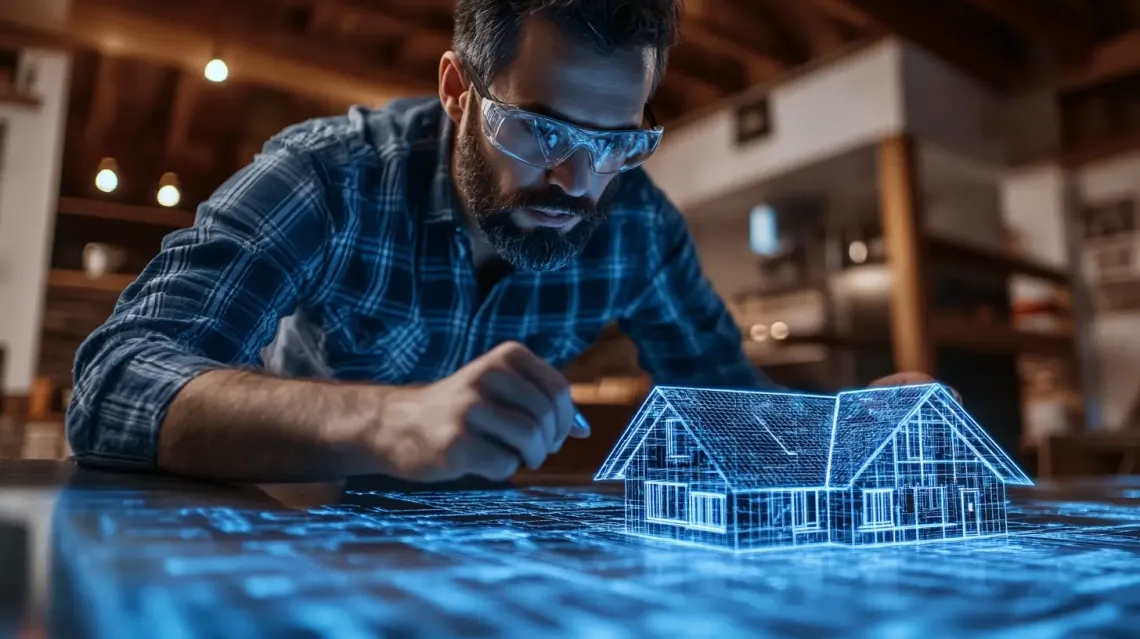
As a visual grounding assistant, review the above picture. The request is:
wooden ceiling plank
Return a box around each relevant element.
[770,0,848,59]
[812,0,875,28]
[681,22,783,84]
[164,72,212,168]
[667,42,750,95]
[82,55,123,151]
[964,0,1095,62]
[53,1,434,106]
[812,0,1025,89]
[1059,29,1140,90]
[320,0,451,47]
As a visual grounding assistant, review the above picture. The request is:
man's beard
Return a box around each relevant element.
[454,113,616,272]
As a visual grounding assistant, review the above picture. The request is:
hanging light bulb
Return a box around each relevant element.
[94,157,119,193]
[204,57,229,83]
[156,172,181,207]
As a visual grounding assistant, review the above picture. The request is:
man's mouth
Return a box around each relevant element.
[521,207,580,228]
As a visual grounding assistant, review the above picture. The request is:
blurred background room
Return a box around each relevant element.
[1,0,1139,481]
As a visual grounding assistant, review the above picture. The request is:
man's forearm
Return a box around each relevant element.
[158,369,389,482]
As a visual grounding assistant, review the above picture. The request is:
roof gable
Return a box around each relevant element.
[827,384,1034,488]
[594,387,837,490]
[827,384,937,487]
[925,390,1034,486]
[593,389,670,481]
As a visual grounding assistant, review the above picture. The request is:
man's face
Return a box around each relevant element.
[452,17,655,271]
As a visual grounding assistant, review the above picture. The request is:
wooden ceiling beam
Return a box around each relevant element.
[681,23,783,84]
[667,42,750,95]
[964,0,1095,62]
[1059,29,1140,90]
[9,0,435,107]
[812,0,875,28]
[811,0,1025,89]
[311,0,453,62]
[774,0,849,58]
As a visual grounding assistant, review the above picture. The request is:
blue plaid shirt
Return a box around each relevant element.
[67,97,771,468]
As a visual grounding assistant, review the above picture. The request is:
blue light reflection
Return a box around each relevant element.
[49,482,1140,638]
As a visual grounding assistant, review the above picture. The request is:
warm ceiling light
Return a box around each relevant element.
[749,324,770,343]
[156,172,181,207]
[95,157,119,193]
[770,321,790,340]
[204,58,229,83]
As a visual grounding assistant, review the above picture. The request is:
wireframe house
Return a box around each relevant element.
[594,384,1033,551]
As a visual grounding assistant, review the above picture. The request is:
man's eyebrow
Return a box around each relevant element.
[514,101,643,132]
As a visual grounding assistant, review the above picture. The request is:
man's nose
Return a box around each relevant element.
[547,149,592,198]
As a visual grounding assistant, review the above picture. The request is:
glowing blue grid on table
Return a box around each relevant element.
[49,480,1140,638]
[594,383,1033,552]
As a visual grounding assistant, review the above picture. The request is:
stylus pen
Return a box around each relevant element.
[573,410,591,436]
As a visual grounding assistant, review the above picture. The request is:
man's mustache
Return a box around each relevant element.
[504,190,600,217]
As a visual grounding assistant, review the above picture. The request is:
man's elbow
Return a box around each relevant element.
[63,330,166,469]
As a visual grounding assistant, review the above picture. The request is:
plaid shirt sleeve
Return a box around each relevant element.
[618,196,777,390]
[66,142,334,469]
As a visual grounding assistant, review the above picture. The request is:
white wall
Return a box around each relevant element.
[901,45,1005,166]
[922,145,1006,251]
[1000,163,1071,322]
[1075,152,1140,430]
[0,50,70,395]
[645,40,905,211]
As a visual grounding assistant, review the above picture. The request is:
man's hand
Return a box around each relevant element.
[869,371,935,387]
[362,341,586,483]
[869,371,961,402]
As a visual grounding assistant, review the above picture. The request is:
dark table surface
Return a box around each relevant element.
[1,460,1139,638]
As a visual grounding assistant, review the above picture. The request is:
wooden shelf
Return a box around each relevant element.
[931,316,1074,357]
[47,269,137,293]
[57,197,194,228]
[780,318,1073,357]
[1062,128,1140,169]
[927,238,1069,285]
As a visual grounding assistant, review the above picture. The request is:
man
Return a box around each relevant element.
[68,0,928,483]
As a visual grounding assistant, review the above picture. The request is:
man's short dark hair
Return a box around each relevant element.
[453,0,681,93]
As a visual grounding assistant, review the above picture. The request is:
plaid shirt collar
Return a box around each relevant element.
[421,110,462,227]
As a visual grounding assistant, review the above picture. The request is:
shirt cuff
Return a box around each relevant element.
[68,340,223,469]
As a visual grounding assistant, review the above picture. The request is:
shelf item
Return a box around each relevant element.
[0,83,39,107]
[57,197,194,228]
[48,269,137,293]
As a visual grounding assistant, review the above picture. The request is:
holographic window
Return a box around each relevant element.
[794,490,820,530]
[864,489,894,528]
[689,492,727,532]
[645,481,687,525]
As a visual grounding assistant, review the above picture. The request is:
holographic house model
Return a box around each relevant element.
[594,384,1033,551]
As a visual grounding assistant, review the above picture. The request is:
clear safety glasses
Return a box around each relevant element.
[463,62,664,175]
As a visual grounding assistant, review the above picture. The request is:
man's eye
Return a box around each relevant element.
[533,120,564,147]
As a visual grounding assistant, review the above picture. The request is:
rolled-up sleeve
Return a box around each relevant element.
[618,196,776,390]
[66,142,334,469]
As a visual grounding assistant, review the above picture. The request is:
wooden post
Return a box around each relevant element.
[877,134,934,375]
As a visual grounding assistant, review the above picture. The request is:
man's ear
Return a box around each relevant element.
[439,51,468,125]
